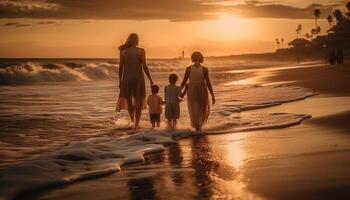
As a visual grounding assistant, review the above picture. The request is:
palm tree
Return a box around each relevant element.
[275,38,280,49]
[333,9,345,24]
[346,2,350,18]
[281,38,284,48]
[296,24,303,38]
[327,15,334,28]
[313,9,321,36]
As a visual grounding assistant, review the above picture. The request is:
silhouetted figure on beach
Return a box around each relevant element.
[116,33,154,128]
[180,52,215,131]
[328,50,337,65]
[336,48,344,64]
[164,73,187,129]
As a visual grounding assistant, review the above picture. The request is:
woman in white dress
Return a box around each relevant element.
[180,52,215,131]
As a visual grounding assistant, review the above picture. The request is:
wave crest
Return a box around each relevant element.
[0,62,117,84]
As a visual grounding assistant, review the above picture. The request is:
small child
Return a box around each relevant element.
[164,74,188,129]
[147,85,164,128]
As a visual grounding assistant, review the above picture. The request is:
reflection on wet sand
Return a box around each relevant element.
[126,135,251,200]
[167,143,185,186]
[126,136,222,199]
[128,178,156,200]
[191,136,219,199]
[188,134,260,200]
[35,134,256,200]
[127,152,165,200]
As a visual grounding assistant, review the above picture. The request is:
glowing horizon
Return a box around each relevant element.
[0,0,346,58]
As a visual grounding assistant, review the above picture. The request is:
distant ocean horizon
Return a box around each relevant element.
[0,50,276,60]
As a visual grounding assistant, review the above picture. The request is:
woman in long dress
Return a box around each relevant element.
[180,52,215,131]
[116,33,153,128]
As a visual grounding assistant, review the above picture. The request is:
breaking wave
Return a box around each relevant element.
[0,62,117,84]
[0,59,191,85]
[0,59,287,85]
[0,59,318,199]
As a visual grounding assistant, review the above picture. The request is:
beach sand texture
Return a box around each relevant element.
[1,60,350,200]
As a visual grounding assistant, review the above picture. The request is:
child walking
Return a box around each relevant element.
[164,74,187,129]
[147,85,164,128]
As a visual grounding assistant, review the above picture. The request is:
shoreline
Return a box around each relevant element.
[27,62,350,200]
[265,63,350,96]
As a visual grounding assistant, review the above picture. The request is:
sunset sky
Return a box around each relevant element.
[0,0,347,58]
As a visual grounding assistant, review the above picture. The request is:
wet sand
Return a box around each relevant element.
[266,63,350,96]
[32,62,350,200]
[240,63,350,199]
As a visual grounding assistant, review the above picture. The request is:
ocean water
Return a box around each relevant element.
[0,59,317,200]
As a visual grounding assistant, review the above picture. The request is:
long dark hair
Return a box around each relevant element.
[119,33,139,51]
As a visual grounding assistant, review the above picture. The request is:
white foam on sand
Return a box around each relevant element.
[0,61,319,199]
[0,132,174,200]
[0,111,311,200]
[216,84,317,112]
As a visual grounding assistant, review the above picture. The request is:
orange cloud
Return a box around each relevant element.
[0,0,342,21]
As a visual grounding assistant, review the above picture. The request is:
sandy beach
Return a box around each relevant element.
[241,63,350,199]
[2,0,350,199]
[10,62,345,200]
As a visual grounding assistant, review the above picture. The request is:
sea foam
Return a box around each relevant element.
[0,60,319,199]
[0,111,310,200]
[0,59,286,84]
[0,62,116,84]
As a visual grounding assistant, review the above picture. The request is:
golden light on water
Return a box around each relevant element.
[0,0,334,59]
[226,138,247,170]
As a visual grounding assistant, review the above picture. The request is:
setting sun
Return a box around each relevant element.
[214,14,243,38]
[1,1,350,200]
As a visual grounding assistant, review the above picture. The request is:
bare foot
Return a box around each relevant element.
[195,127,202,132]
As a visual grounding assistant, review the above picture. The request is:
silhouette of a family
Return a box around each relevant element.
[116,33,215,131]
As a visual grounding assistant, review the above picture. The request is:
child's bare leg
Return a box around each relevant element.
[152,122,155,128]
[156,121,160,127]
